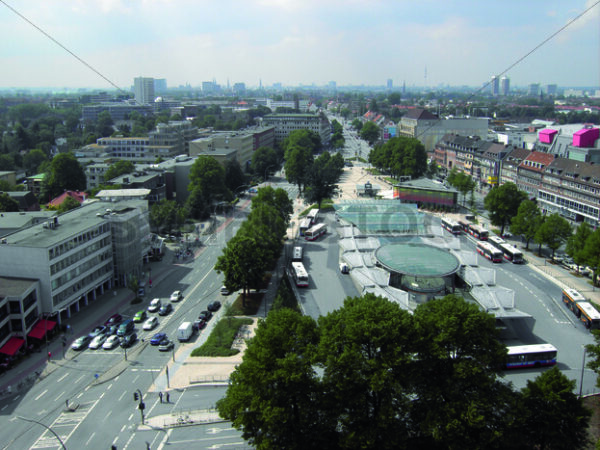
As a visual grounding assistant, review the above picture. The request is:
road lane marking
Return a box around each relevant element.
[120,424,126,433]
[107,383,113,390]
[128,413,133,421]
[118,391,126,402]
[85,431,96,446]
[54,392,64,402]
[34,389,48,401]
[57,373,68,383]
[1,405,7,411]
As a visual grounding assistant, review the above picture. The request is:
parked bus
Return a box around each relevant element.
[441,218,462,235]
[488,235,505,250]
[457,219,470,233]
[291,262,309,287]
[298,218,312,237]
[305,223,327,241]
[468,224,489,240]
[499,243,523,264]
[306,208,319,225]
[292,246,303,262]
[562,289,600,330]
[504,344,558,369]
[476,241,503,263]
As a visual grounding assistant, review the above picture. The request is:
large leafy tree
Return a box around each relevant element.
[304,152,344,209]
[185,186,210,220]
[581,227,600,286]
[360,121,380,145]
[371,136,427,179]
[104,160,135,182]
[284,145,313,193]
[516,367,591,450]
[483,182,527,236]
[283,129,322,155]
[224,159,246,193]
[22,149,48,175]
[189,155,231,204]
[510,199,542,249]
[0,193,19,212]
[251,186,293,222]
[566,222,592,273]
[41,153,86,201]
[251,146,278,180]
[216,309,327,449]
[351,118,363,132]
[534,213,572,259]
[150,199,185,234]
[447,168,476,206]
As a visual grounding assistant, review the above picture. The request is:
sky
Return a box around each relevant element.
[1,0,599,90]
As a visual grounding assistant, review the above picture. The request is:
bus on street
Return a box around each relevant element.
[298,218,312,237]
[291,262,309,287]
[441,218,462,235]
[499,243,523,263]
[476,241,503,263]
[306,208,319,225]
[468,224,489,240]
[305,223,327,241]
[504,344,558,369]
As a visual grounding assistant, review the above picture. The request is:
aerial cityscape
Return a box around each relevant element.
[1,0,600,448]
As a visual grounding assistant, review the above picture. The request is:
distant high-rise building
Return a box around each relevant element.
[154,78,167,93]
[328,81,336,91]
[546,84,557,96]
[402,81,406,94]
[500,76,510,96]
[490,76,500,96]
[387,79,393,91]
[202,81,217,94]
[134,77,155,104]
[233,82,246,95]
[528,83,541,96]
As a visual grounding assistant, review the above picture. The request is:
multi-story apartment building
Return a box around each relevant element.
[148,121,199,154]
[85,162,110,190]
[536,125,600,164]
[107,171,167,205]
[516,151,555,198]
[96,136,176,162]
[82,104,154,122]
[262,113,330,146]
[134,77,155,105]
[499,147,531,186]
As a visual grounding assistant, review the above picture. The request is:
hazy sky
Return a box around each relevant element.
[1,0,599,90]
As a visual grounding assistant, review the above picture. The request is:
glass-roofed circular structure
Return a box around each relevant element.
[375,242,460,300]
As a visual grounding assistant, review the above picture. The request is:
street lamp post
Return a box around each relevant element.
[17,416,66,450]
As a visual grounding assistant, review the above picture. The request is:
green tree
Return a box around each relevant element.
[0,193,19,212]
[304,152,343,209]
[216,309,326,449]
[41,153,87,200]
[284,145,313,193]
[251,186,293,222]
[283,129,322,155]
[360,121,380,145]
[447,169,476,206]
[104,160,135,182]
[0,154,15,171]
[510,199,542,249]
[189,155,230,204]
[185,186,210,220]
[581,228,600,286]
[96,110,114,137]
[22,149,48,175]
[351,118,363,132]
[517,367,590,450]
[251,146,278,180]
[57,196,81,213]
[534,213,572,259]
[150,200,185,234]
[565,222,592,273]
[484,182,528,236]
[224,159,246,194]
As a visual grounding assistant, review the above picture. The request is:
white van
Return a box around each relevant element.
[292,246,303,262]
[177,322,194,342]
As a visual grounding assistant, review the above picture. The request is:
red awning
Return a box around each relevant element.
[27,319,57,340]
[0,337,25,356]
[28,326,46,340]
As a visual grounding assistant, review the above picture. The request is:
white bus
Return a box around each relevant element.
[298,217,312,237]
[292,246,303,262]
[488,236,505,250]
[306,208,319,225]
[441,218,462,235]
[476,241,503,263]
[504,344,558,369]
[291,262,309,287]
[499,243,523,264]
[305,223,327,241]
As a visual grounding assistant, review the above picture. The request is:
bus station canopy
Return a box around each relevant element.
[334,200,426,235]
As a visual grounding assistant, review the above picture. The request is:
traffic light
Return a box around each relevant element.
[133,392,139,401]
[139,402,145,410]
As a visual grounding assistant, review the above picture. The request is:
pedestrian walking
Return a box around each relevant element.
[159,391,163,403]
[166,392,170,403]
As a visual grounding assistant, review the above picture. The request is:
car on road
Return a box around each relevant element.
[133,310,147,323]
[102,335,120,350]
[147,298,162,313]
[158,303,173,316]
[207,300,221,312]
[193,318,206,331]
[104,314,122,326]
[143,316,159,331]
[198,310,213,322]
[247,187,258,194]
[88,325,107,338]
[117,319,135,337]
[71,335,92,351]
[88,334,108,349]
[150,332,167,345]
[170,290,183,302]
[158,339,174,351]
[220,286,230,295]
[120,332,137,348]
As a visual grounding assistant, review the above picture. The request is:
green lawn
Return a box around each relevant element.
[191,317,254,357]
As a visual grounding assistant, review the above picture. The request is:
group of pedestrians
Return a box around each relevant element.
[158,391,170,403]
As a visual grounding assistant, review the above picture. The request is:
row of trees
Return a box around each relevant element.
[217,294,591,449]
[330,119,345,149]
[214,186,292,305]
[368,136,428,179]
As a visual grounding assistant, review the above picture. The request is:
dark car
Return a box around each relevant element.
[88,325,107,338]
[117,319,134,337]
[150,332,167,345]
[207,301,221,312]
[107,324,119,335]
[158,339,174,352]
[158,303,173,316]
[71,335,92,350]
[198,310,213,321]
[105,313,123,326]
[120,332,137,348]
[193,319,206,331]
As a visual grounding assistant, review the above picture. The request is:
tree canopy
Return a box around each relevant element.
[284,144,313,193]
[369,136,427,179]
[188,155,231,204]
[534,213,572,258]
[446,168,476,206]
[483,182,528,235]
[360,121,380,145]
[104,160,135,182]
[251,146,279,180]
[41,153,86,201]
[510,199,542,249]
[304,152,344,208]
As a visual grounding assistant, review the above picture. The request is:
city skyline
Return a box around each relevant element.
[1,0,599,90]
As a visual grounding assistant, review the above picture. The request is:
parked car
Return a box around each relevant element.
[207,300,221,312]
[220,286,230,295]
[102,335,121,350]
[158,339,174,352]
[133,310,147,323]
[88,334,108,349]
[88,326,107,338]
[143,316,159,331]
[117,319,135,337]
[198,310,213,322]
[147,298,162,313]
[71,335,92,351]
[193,318,206,331]
[104,314,122,326]
[107,324,119,336]
[150,332,167,345]
[170,290,183,302]
[158,303,173,316]
[120,332,137,348]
